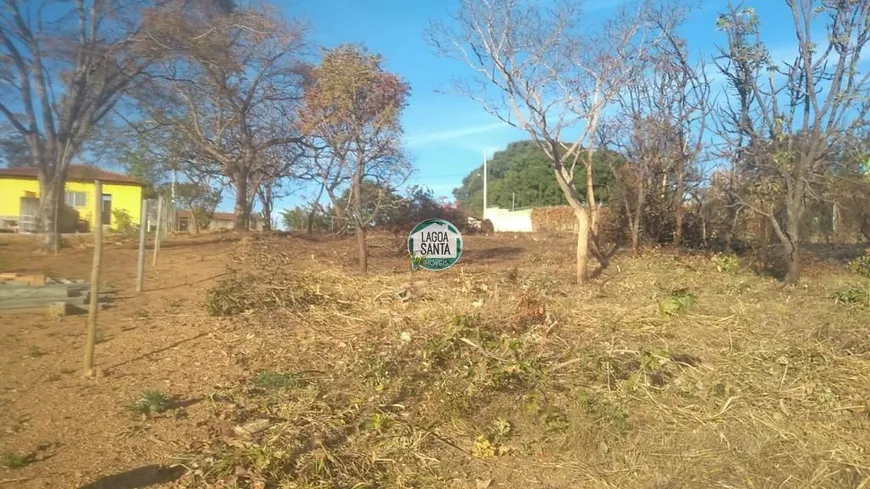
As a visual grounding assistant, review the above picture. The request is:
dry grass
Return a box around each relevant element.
[172,236,870,489]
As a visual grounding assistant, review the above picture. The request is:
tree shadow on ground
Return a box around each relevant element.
[156,235,242,249]
[462,246,525,264]
[165,397,201,410]
[144,271,229,293]
[76,464,186,489]
[106,332,209,371]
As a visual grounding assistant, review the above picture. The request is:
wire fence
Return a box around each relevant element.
[143,197,176,236]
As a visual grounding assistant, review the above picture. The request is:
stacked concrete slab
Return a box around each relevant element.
[0,273,111,316]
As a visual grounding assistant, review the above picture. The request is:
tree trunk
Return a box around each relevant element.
[575,208,589,284]
[723,204,735,249]
[701,211,708,247]
[631,182,646,254]
[355,223,368,273]
[784,205,801,283]
[785,239,801,281]
[352,169,368,273]
[233,170,249,231]
[306,208,315,234]
[261,185,273,232]
[189,206,200,235]
[766,208,801,283]
[38,178,62,251]
[586,154,598,233]
[673,165,685,248]
[630,222,640,253]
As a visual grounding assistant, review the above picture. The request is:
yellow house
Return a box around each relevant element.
[0,165,144,233]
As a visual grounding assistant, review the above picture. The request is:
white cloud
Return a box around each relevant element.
[406,122,508,147]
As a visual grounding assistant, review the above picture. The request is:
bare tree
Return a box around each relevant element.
[651,7,711,248]
[612,5,710,252]
[135,4,308,230]
[714,1,870,282]
[426,0,658,283]
[0,0,154,249]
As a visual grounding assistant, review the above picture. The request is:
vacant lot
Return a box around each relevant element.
[1,232,869,489]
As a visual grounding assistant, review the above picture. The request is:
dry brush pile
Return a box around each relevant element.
[177,236,870,488]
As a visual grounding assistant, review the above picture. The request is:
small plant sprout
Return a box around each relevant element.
[659,288,697,316]
[129,390,170,417]
[491,418,512,439]
[250,371,306,390]
[847,251,870,278]
[712,253,740,273]
[0,452,33,469]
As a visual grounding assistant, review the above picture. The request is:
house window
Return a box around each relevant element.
[101,194,112,225]
[65,191,86,208]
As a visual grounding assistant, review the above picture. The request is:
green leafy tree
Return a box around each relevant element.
[453,141,621,218]
[281,206,331,232]
[175,182,222,234]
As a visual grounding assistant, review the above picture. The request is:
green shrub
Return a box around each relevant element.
[659,288,697,316]
[712,252,740,273]
[112,208,136,235]
[847,250,870,278]
[831,285,870,305]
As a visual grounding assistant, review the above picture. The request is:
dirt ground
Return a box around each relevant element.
[0,231,868,489]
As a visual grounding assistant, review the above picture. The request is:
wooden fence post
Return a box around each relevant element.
[153,195,163,267]
[83,180,103,377]
[136,199,148,293]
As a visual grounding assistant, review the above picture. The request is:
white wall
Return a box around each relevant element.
[483,207,534,233]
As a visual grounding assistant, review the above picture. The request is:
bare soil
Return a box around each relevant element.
[0,231,868,489]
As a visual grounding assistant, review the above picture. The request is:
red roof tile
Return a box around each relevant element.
[0,165,144,185]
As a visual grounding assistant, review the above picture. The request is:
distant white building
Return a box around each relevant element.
[483,207,534,233]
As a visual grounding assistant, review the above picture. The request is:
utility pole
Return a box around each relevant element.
[512,192,515,211]
[171,170,177,203]
[483,149,488,219]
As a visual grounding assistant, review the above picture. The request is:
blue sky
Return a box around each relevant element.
[3,1,847,217]
[264,0,818,215]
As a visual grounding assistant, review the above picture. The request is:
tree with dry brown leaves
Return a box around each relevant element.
[299,44,411,274]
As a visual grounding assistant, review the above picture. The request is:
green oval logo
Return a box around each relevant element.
[407,219,463,271]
